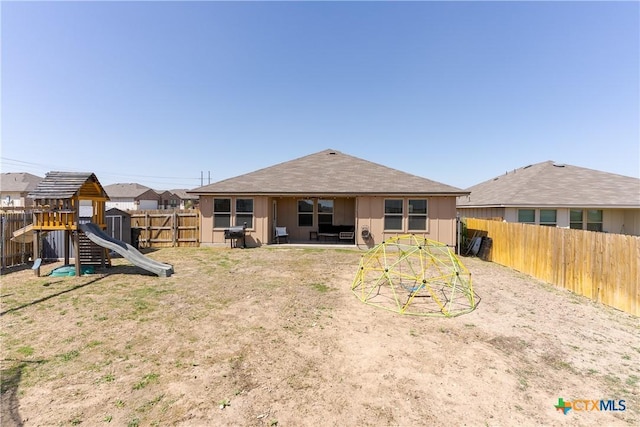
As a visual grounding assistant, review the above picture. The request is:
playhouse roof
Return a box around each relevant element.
[190,149,467,195]
[28,171,110,201]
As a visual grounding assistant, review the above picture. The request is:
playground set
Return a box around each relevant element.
[26,171,172,277]
[351,234,477,317]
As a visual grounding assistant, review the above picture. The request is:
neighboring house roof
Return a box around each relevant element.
[189,149,468,195]
[104,183,157,199]
[1,172,43,192]
[170,189,198,200]
[458,161,640,208]
[27,171,109,200]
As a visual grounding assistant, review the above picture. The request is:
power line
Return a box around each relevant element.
[0,157,207,190]
[1,156,203,183]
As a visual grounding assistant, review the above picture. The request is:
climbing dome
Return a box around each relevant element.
[351,235,477,317]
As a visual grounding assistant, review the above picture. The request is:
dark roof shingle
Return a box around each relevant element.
[458,161,640,208]
[104,183,154,198]
[1,172,43,192]
[190,149,467,195]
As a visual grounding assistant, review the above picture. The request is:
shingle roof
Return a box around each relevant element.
[1,172,43,192]
[189,149,467,195]
[104,183,154,198]
[170,189,198,200]
[27,171,108,200]
[458,161,640,208]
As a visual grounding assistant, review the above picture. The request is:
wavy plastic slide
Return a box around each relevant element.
[79,222,173,277]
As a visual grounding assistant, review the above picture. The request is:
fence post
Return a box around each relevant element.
[1,215,5,270]
[172,211,177,247]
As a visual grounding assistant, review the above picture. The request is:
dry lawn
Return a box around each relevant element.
[1,246,638,426]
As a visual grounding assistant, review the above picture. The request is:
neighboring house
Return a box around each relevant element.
[170,189,199,209]
[157,190,183,210]
[457,161,640,236]
[0,172,43,208]
[188,149,469,248]
[104,183,160,210]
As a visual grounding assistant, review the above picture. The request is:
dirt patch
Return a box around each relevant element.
[1,247,638,426]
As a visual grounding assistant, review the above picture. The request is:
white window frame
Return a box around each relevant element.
[298,199,314,227]
[570,209,583,230]
[517,209,535,224]
[539,209,557,227]
[384,199,404,231]
[407,199,428,231]
[213,198,231,229]
[235,198,254,229]
[318,199,334,226]
[586,209,603,232]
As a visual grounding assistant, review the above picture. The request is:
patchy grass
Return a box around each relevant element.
[1,247,638,426]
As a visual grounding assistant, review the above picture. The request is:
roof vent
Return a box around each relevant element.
[553,163,565,167]
[523,165,532,169]
[328,151,337,155]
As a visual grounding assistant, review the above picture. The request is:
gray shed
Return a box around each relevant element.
[106,208,132,245]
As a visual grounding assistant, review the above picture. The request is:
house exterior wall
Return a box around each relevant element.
[461,207,640,236]
[106,199,137,211]
[199,195,271,247]
[622,210,640,235]
[199,195,459,247]
[1,192,31,208]
[269,197,357,242]
[139,199,159,210]
[356,196,457,247]
[456,207,505,220]
[105,199,159,211]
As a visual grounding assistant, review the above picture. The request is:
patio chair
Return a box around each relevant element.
[275,226,289,244]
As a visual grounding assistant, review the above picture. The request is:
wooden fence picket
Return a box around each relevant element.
[466,218,639,316]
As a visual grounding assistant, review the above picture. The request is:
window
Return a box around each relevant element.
[384,199,403,230]
[214,198,231,228]
[298,199,313,227]
[570,209,583,230]
[539,209,557,227]
[318,199,333,225]
[235,198,254,228]
[408,199,428,231]
[518,209,535,224]
[587,209,603,232]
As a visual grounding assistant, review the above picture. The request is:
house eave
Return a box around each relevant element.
[189,191,470,197]
[457,204,640,209]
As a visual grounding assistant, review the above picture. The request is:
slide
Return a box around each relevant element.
[79,222,173,277]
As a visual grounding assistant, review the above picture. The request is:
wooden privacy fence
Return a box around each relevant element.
[465,218,639,316]
[1,211,33,269]
[130,210,199,248]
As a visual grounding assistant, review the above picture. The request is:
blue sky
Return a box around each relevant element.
[2,1,638,190]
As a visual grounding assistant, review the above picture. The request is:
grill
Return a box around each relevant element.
[224,223,247,248]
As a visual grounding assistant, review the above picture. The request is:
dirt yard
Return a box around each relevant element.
[1,246,638,426]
